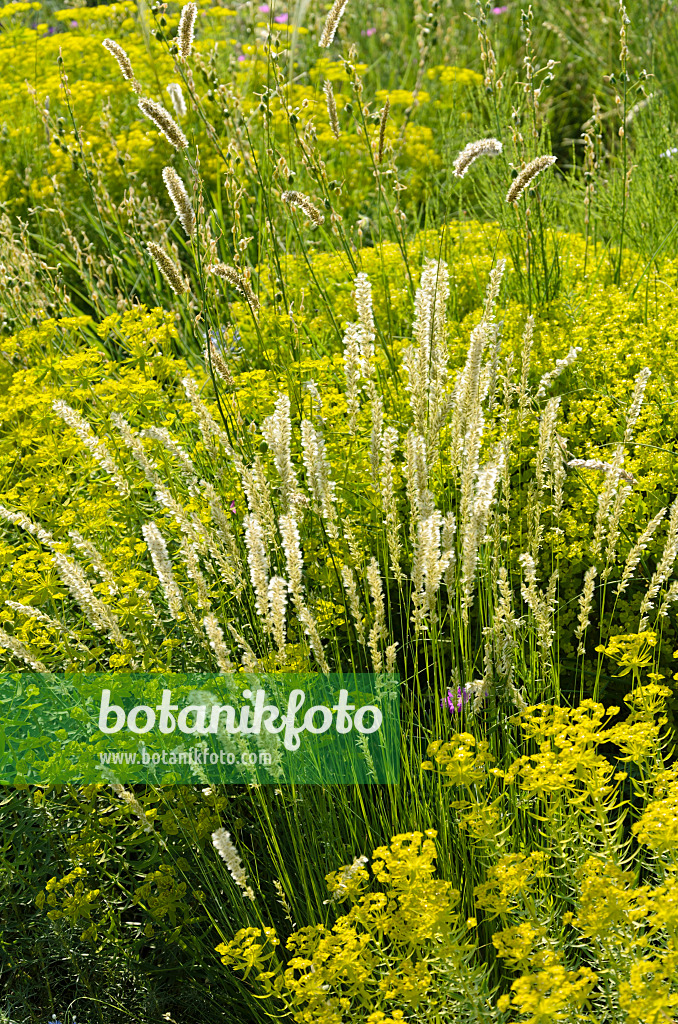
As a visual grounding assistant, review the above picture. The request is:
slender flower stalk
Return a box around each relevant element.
[319,0,349,47]
[506,154,557,205]
[323,79,340,138]
[147,241,187,295]
[177,2,198,58]
[453,137,502,178]
[138,98,188,150]
[162,167,195,237]
[281,190,325,226]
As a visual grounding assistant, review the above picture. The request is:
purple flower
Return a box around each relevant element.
[229,501,237,515]
[237,54,247,61]
[442,686,470,715]
[274,12,288,22]
[258,3,270,10]
[491,4,509,13]
[361,26,376,36]
[69,19,78,27]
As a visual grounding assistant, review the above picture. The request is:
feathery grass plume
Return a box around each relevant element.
[279,513,303,606]
[638,495,678,630]
[268,576,288,660]
[567,459,637,487]
[301,419,338,537]
[327,855,368,901]
[203,614,234,673]
[212,828,255,899]
[68,531,119,595]
[343,322,362,434]
[366,557,387,674]
[244,514,270,628]
[166,82,187,118]
[506,154,557,205]
[138,98,188,150]
[453,137,502,178]
[588,443,624,559]
[111,412,207,550]
[615,507,667,598]
[278,512,328,672]
[281,190,325,226]
[262,395,300,514]
[341,565,365,645]
[204,336,234,385]
[380,427,403,582]
[7,600,69,630]
[102,38,137,86]
[534,345,582,399]
[319,0,349,47]
[519,553,555,658]
[460,450,504,623]
[208,262,260,312]
[236,455,276,538]
[0,505,121,640]
[412,510,452,632]
[110,783,154,833]
[450,259,505,469]
[181,376,233,456]
[323,79,340,138]
[574,565,598,654]
[147,240,187,295]
[141,426,199,493]
[162,167,195,237]
[377,98,390,163]
[0,628,48,672]
[402,259,450,442]
[177,1,198,58]
[141,521,183,620]
[52,400,129,496]
[405,430,435,523]
[182,539,211,608]
[623,366,651,442]
[0,504,55,547]
[6,601,94,655]
[53,550,124,641]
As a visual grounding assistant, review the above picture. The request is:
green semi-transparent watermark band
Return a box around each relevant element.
[0,672,400,785]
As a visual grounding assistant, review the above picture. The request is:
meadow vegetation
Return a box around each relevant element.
[1,0,678,1021]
